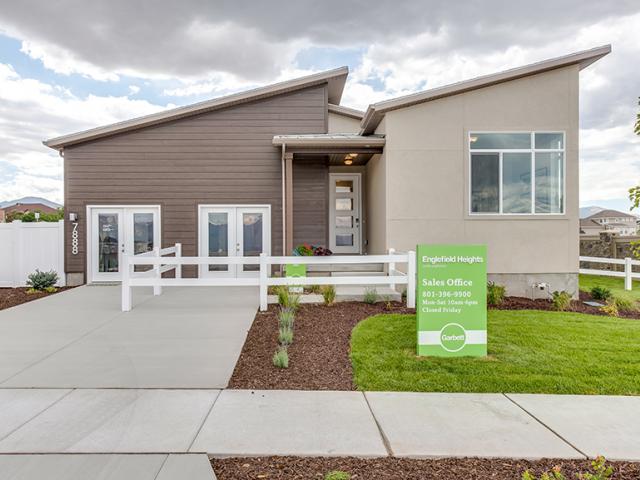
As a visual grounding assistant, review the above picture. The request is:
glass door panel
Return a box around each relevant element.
[239,211,263,273]
[98,213,120,273]
[329,174,361,254]
[132,212,154,272]
[208,212,230,272]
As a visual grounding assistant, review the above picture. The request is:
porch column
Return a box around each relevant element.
[284,152,294,255]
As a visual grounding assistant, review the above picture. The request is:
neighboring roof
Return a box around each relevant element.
[328,103,364,119]
[579,218,602,228]
[587,209,636,220]
[360,44,611,134]
[0,196,62,209]
[45,67,349,149]
[272,133,385,148]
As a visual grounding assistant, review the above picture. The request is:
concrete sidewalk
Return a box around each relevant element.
[0,389,637,462]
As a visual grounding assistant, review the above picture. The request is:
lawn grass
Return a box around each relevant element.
[579,274,640,304]
[351,310,640,395]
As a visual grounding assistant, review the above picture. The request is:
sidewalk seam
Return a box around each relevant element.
[0,388,76,444]
[152,453,171,480]
[362,392,393,456]
[503,393,588,459]
[187,390,222,453]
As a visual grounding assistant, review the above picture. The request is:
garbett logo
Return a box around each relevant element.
[439,323,466,352]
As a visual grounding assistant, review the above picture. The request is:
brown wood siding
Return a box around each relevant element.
[292,158,328,249]
[64,85,327,279]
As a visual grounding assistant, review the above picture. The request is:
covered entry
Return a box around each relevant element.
[272,133,385,256]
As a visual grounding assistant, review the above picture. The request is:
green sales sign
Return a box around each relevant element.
[417,244,487,357]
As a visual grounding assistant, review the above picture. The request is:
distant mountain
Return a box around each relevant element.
[580,206,605,218]
[0,196,62,209]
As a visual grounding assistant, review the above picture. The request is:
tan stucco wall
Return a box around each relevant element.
[366,118,387,254]
[328,112,361,133]
[382,65,580,278]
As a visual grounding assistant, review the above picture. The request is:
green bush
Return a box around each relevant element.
[324,471,351,480]
[487,282,506,307]
[308,284,322,294]
[278,326,293,346]
[551,290,572,311]
[590,286,612,302]
[363,287,378,304]
[600,301,619,317]
[522,455,613,480]
[26,269,58,291]
[278,308,295,329]
[7,208,64,223]
[613,296,636,312]
[276,287,300,310]
[322,285,336,306]
[272,347,289,368]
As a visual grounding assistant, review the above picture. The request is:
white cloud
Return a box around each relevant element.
[0,64,169,204]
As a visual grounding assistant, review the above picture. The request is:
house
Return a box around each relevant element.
[580,209,638,236]
[0,197,62,222]
[44,45,611,296]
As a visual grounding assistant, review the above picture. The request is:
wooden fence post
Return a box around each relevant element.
[153,247,162,296]
[121,253,131,312]
[407,250,416,309]
[175,243,182,279]
[259,253,268,311]
[625,257,632,291]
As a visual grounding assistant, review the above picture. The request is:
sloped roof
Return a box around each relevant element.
[579,218,602,228]
[45,67,349,149]
[360,45,611,134]
[272,133,384,147]
[328,103,364,119]
[587,209,636,220]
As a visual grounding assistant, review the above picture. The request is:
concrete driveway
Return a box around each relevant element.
[0,285,257,388]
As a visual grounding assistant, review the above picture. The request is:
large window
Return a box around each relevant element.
[470,132,564,215]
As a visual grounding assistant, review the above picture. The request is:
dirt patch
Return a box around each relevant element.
[494,293,640,319]
[0,287,74,311]
[228,301,413,390]
[212,456,640,480]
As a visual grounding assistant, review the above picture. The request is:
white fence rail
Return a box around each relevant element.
[121,244,415,312]
[579,255,640,290]
[0,220,65,287]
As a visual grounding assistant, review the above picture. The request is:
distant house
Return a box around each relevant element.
[0,197,62,222]
[580,209,638,236]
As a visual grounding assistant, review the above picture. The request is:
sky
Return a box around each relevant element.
[0,1,638,211]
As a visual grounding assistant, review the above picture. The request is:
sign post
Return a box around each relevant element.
[416,244,487,357]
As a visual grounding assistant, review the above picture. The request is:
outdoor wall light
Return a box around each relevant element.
[69,212,78,222]
[344,159,353,165]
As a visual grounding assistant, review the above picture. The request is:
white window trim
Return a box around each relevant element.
[468,131,566,216]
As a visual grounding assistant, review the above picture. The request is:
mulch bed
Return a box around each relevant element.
[228,301,412,390]
[212,456,640,479]
[494,292,640,319]
[0,287,73,311]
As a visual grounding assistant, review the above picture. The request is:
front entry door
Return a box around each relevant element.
[329,173,361,254]
[199,205,270,277]
[89,207,160,282]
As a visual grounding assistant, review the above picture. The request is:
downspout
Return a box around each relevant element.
[281,143,286,257]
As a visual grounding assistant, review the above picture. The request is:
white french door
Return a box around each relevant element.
[89,206,160,282]
[329,173,361,254]
[199,205,270,278]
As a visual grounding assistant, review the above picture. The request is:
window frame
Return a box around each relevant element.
[468,131,566,216]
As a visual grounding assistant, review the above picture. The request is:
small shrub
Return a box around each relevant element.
[272,347,289,368]
[308,284,322,294]
[383,295,393,310]
[324,471,351,480]
[278,307,295,329]
[487,282,506,307]
[278,326,294,346]
[26,269,58,291]
[590,286,612,302]
[322,285,336,306]
[401,288,407,302]
[276,287,300,310]
[551,290,572,311]
[363,287,378,304]
[600,301,619,317]
[613,296,636,312]
[522,455,612,480]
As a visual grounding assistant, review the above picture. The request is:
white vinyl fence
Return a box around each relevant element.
[121,243,415,312]
[0,220,65,287]
[579,255,640,290]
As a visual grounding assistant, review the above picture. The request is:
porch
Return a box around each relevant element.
[273,133,385,257]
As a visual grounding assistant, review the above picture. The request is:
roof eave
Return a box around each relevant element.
[45,66,349,149]
[360,44,611,135]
